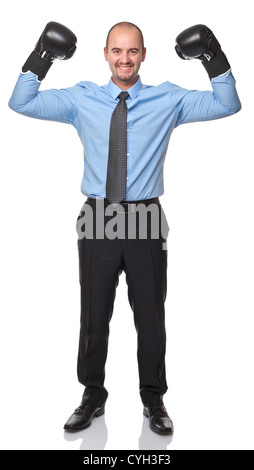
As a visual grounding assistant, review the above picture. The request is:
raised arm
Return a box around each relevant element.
[173,24,241,125]
[8,21,79,124]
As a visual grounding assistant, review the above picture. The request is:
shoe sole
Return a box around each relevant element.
[64,406,105,432]
[143,409,174,435]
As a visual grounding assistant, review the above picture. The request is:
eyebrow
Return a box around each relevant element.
[111,47,140,52]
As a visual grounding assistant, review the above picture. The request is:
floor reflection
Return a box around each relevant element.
[63,412,173,450]
[63,414,108,450]
[139,415,173,449]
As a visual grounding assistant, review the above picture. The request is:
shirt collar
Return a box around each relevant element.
[107,76,142,100]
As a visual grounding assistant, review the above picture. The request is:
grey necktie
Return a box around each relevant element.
[106,91,129,204]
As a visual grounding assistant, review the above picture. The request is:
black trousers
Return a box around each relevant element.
[76,198,169,407]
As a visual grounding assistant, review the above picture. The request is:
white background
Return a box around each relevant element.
[1,0,253,450]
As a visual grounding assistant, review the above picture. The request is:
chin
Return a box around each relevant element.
[119,73,137,83]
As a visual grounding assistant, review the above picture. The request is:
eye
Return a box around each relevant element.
[130,50,138,54]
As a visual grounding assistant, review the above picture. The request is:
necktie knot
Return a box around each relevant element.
[118,91,129,101]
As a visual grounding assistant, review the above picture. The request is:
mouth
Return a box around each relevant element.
[117,65,133,73]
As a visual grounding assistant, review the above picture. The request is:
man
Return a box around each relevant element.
[8,21,241,435]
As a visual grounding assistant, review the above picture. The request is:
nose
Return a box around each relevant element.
[120,51,130,63]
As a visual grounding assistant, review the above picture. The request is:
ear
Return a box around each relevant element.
[104,47,108,62]
[142,47,147,62]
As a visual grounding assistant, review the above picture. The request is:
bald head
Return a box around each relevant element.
[106,22,144,50]
[104,21,146,89]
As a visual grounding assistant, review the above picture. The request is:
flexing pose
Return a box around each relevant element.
[9,21,241,434]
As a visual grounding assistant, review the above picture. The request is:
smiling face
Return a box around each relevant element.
[104,25,146,90]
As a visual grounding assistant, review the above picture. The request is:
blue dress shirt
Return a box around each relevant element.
[8,71,241,200]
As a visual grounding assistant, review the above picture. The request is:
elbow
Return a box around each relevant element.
[228,93,242,115]
[222,100,242,117]
[231,100,242,115]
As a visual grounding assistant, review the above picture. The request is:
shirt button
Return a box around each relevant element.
[127,153,130,156]
[127,129,130,132]
[126,177,129,180]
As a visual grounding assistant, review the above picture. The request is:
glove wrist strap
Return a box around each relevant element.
[22,51,53,81]
[202,51,231,79]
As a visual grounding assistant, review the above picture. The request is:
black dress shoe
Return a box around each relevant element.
[64,402,105,432]
[143,404,174,434]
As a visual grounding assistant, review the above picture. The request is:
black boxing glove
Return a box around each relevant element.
[175,24,230,79]
[22,21,77,81]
